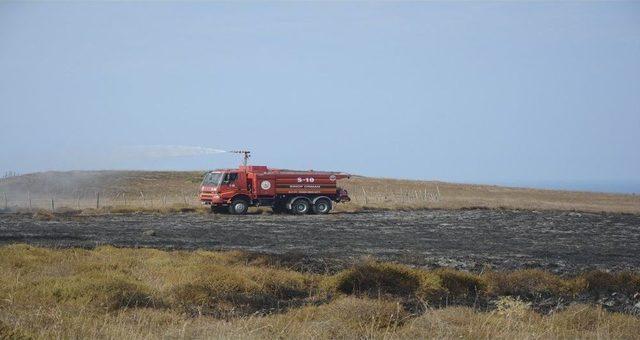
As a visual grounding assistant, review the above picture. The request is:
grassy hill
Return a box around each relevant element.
[1,170,639,214]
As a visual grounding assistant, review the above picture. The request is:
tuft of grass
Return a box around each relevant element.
[435,268,487,300]
[495,296,533,319]
[324,261,490,304]
[164,264,313,317]
[483,269,583,297]
[32,209,55,221]
[283,297,409,335]
[0,320,31,340]
[323,260,444,301]
[581,271,640,295]
[34,271,157,310]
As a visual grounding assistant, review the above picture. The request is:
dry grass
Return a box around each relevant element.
[1,245,639,339]
[484,269,583,297]
[1,170,639,214]
[339,176,640,214]
[323,260,444,301]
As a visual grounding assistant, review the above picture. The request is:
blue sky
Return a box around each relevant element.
[1,1,639,192]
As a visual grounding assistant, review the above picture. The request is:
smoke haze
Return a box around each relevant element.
[123,146,227,159]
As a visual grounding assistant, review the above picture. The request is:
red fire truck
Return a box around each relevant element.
[199,156,350,214]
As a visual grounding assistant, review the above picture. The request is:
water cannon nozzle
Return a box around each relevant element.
[228,150,251,166]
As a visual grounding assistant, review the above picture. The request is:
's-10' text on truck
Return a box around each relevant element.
[199,165,350,214]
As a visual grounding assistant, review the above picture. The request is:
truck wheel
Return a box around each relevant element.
[312,198,332,214]
[291,198,310,215]
[228,199,249,215]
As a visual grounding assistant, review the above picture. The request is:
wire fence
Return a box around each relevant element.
[0,190,202,211]
[341,183,441,206]
[0,184,442,212]
[2,171,20,179]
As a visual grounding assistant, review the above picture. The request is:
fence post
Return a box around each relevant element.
[436,185,441,201]
[140,191,145,206]
[111,192,119,205]
[51,197,55,212]
[96,192,100,209]
[28,191,32,211]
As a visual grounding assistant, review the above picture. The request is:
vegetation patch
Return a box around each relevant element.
[165,265,312,317]
[0,245,639,338]
[435,268,487,300]
[483,269,583,298]
[324,260,443,300]
[0,320,31,340]
[36,271,157,310]
[581,271,640,295]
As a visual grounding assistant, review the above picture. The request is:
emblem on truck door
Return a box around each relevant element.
[260,180,272,190]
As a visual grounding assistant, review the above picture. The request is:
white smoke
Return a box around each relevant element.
[124,145,228,158]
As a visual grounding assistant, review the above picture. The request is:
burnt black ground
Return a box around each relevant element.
[1,209,639,274]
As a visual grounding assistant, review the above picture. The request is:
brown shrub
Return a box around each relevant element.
[324,260,443,300]
[32,209,55,221]
[484,269,580,297]
[164,264,313,317]
[32,270,157,310]
[435,268,487,299]
[581,271,640,295]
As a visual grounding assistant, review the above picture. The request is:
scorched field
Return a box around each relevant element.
[1,209,638,274]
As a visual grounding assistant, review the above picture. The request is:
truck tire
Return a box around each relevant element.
[228,198,249,215]
[291,198,310,215]
[312,198,332,214]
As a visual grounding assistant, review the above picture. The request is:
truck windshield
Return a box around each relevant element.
[202,172,223,186]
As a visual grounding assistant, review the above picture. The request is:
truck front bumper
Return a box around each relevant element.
[199,193,226,205]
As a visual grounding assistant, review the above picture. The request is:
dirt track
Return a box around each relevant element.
[1,209,639,274]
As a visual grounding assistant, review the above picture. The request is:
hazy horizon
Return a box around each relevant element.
[1,2,639,192]
[3,166,639,195]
